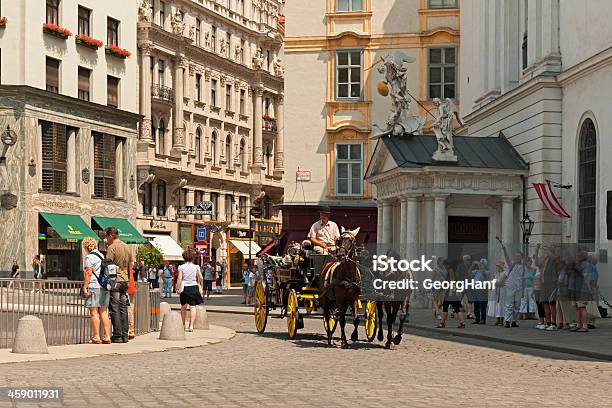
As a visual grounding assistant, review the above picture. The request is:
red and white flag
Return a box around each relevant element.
[532,180,571,218]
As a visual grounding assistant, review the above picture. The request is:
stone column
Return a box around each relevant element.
[115,139,124,199]
[400,197,408,256]
[381,200,393,245]
[139,42,153,142]
[423,196,435,247]
[405,195,419,259]
[173,56,186,149]
[187,188,195,221]
[376,200,384,245]
[252,87,264,166]
[433,195,448,257]
[66,128,76,194]
[501,196,515,248]
[218,193,226,223]
[274,95,284,175]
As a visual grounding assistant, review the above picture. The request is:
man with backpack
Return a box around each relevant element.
[105,227,133,343]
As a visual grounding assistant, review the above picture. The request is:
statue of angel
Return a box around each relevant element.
[138,0,152,22]
[432,98,456,152]
[252,47,264,70]
[171,11,185,36]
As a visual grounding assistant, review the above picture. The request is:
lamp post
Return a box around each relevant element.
[520,213,535,259]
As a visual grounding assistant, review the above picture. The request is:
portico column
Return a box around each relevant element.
[433,195,448,257]
[173,56,186,149]
[274,95,284,174]
[252,87,264,166]
[423,196,435,253]
[405,195,419,259]
[501,196,515,249]
[400,197,408,256]
[381,200,393,245]
[139,42,153,142]
[376,200,384,245]
[66,128,76,194]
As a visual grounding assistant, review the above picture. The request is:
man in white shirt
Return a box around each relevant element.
[308,206,340,254]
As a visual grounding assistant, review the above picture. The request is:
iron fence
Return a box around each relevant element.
[0,279,160,349]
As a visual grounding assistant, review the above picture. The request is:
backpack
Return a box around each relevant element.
[92,252,118,291]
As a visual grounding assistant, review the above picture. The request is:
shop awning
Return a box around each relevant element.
[230,239,262,259]
[40,212,101,243]
[91,216,148,244]
[144,234,184,261]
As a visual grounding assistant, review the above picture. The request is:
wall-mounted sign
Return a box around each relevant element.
[229,228,253,239]
[296,170,311,182]
[197,227,207,241]
[178,200,214,216]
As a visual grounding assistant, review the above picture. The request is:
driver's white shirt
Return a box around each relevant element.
[308,220,340,246]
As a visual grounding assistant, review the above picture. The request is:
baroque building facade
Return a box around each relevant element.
[135,0,284,285]
[283,0,460,246]
[0,0,140,277]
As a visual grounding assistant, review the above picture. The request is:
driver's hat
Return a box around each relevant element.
[319,205,332,214]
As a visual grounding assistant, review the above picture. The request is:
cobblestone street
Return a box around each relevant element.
[1,311,612,408]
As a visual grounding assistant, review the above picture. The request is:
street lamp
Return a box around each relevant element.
[520,213,535,245]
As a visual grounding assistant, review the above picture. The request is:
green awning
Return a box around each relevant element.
[91,216,147,244]
[40,212,101,243]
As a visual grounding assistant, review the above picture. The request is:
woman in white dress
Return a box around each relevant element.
[488,260,507,326]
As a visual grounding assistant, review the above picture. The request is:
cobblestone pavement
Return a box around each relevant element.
[1,312,612,408]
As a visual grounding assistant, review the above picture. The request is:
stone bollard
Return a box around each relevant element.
[159,311,186,341]
[159,302,171,330]
[193,305,210,330]
[12,315,48,354]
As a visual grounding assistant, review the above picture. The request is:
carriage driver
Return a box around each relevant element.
[307,206,340,254]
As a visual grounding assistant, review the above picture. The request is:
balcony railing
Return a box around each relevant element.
[151,84,174,102]
[263,117,277,132]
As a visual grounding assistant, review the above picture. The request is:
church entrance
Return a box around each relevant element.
[447,216,489,267]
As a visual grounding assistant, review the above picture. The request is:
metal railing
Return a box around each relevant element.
[151,84,174,102]
[0,279,161,349]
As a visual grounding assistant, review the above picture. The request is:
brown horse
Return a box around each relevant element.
[318,228,361,349]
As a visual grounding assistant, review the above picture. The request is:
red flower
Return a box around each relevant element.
[43,23,72,37]
[106,44,131,58]
[76,34,103,48]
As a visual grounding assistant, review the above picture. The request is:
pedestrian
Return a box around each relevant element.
[536,244,561,330]
[162,263,173,298]
[532,245,547,329]
[570,251,595,332]
[104,226,133,343]
[436,263,466,329]
[31,255,43,293]
[202,260,213,299]
[138,261,146,282]
[431,257,447,322]
[555,260,575,330]
[7,259,20,290]
[242,264,250,304]
[488,260,506,326]
[81,237,111,344]
[471,258,489,324]
[148,266,158,289]
[247,264,257,306]
[586,253,600,329]
[127,264,137,340]
[519,257,538,320]
[215,261,223,294]
[457,255,474,319]
[176,248,203,332]
[501,244,524,328]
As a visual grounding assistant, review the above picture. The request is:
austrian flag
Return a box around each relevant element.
[532,180,571,218]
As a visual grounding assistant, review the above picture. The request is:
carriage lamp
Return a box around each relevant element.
[0,125,17,163]
[520,213,535,241]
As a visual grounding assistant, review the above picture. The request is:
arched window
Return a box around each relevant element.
[143,182,152,215]
[195,128,202,164]
[157,179,167,217]
[578,118,597,243]
[239,139,246,170]
[158,119,166,155]
[225,134,232,168]
[211,132,218,166]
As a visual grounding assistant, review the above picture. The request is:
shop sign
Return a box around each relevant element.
[229,228,253,239]
[177,201,214,216]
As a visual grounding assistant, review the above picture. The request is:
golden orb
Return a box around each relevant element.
[377,81,389,96]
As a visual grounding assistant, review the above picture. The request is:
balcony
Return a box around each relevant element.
[263,117,277,132]
[151,84,174,103]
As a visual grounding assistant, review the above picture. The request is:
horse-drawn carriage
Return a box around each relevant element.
[253,228,378,347]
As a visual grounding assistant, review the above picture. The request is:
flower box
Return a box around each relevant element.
[76,34,103,50]
[0,17,7,29]
[43,23,72,39]
[105,44,131,59]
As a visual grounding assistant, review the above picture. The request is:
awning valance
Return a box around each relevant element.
[144,234,184,261]
[92,216,147,244]
[230,239,262,259]
[40,212,100,243]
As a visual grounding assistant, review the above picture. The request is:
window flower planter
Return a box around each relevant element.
[105,44,131,59]
[43,23,72,39]
[0,17,7,29]
[76,34,103,50]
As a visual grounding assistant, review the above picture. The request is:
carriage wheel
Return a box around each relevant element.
[254,280,268,334]
[286,289,299,339]
[364,300,377,342]
[323,309,338,337]
[304,299,315,315]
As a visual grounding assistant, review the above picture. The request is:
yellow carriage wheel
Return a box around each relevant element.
[323,309,338,337]
[364,300,377,342]
[286,289,299,339]
[254,280,268,334]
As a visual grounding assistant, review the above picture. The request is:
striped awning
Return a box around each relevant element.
[533,180,571,218]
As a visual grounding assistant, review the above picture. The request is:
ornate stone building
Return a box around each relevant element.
[136,0,284,285]
[0,0,140,277]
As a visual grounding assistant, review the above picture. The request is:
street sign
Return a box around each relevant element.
[196,240,207,251]
[296,170,311,181]
[177,200,214,216]
[250,207,263,218]
[196,227,207,241]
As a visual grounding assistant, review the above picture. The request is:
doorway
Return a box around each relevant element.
[447,216,489,268]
